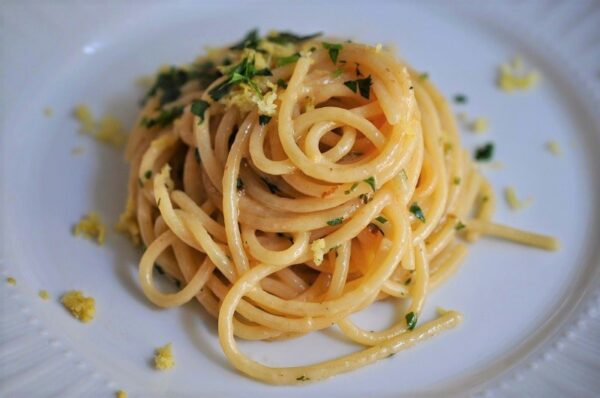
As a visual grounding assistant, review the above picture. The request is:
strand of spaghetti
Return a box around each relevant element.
[465,219,559,250]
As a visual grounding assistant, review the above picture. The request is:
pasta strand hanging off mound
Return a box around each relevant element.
[118,30,558,384]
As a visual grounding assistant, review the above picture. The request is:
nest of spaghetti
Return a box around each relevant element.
[118,30,557,384]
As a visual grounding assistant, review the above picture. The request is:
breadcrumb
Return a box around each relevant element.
[310,239,326,266]
[154,343,175,370]
[497,56,540,92]
[470,117,489,133]
[38,290,50,300]
[73,105,126,148]
[61,291,96,323]
[6,277,16,286]
[74,212,106,245]
[546,140,562,156]
[505,186,533,210]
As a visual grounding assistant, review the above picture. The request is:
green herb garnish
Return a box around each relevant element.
[144,170,152,179]
[296,375,310,381]
[208,57,265,101]
[453,176,461,185]
[230,29,260,50]
[259,115,272,125]
[190,99,210,123]
[344,182,358,195]
[140,106,184,128]
[454,94,467,104]
[375,216,388,224]
[322,42,343,64]
[455,221,466,231]
[409,203,425,223]
[144,67,189,106]
[267,31,322,45]
[276,53,301,67]
[363,176,376,191]
[344,75,372,99]
[327,217,343,226]
[474,142,494,161]
[405,311,417,330]
[419,72,429,81]
[331,68,343,78]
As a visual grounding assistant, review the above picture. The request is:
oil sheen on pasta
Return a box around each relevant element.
[119,30,558,384]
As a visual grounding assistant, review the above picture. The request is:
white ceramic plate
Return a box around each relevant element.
[2,1,600,397]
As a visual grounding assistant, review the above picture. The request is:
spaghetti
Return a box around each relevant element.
[118,30,558,384]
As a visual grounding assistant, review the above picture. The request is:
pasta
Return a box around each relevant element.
[118,30,559,384]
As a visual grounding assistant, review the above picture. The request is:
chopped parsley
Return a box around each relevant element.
[343,75,373,99]
[375,216,387,224]
[276,78,288,89]
[144,170,152,179]
[267,31,322,45]
[190,99,210,123]
[409,203,425,223]
[230,29,260,50]
[419,72,429,81]
[296,375,310,381]
[208,57,265,101]
[453,176,461,185]
[405,311,417,330]
[236,178,244,190]
[260,177,280,194]
[454,94,468,104]
[259,115,272,125]
[144,67,189,106]
[326,217,343,226]
[455,221,466,231]
[275,52,301,67]
[194,148,201,163]
[322,42,343,64]
[331,67,343,78]
[363,176,376,191]
[140,106,184,128]
[344,182,358,195]
[474,142,494,161]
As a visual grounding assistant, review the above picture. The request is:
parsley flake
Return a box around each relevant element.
[474,142,494,161]
[405,311,417,330]
[259,115,272,125]
[409,203,426,223]
[144,170,152,179]
[327,217,343,226]
[375,216,388,224]
[344,76,372,99]
[363,176,376,191]
[322,42,343,64]
[267,31,321,45]
[455,221,466,231]
[454,94,468,104]
[190,99,210,124]
[230,29,260,50]
[276,78,288,89]
[345,182,358,195]
[276,53,301,67]
[141,106,184,128]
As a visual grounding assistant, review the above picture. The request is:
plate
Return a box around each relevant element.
[2,1,600,397]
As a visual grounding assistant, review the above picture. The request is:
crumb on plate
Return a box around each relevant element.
[497,56,540,92]
[154,343,175,370]
[73,104,126,148]
[61,290,96,323]
[38,290,50,300]
[504,186,533,210]
[6,277,16,285]
[116,390,127,398]
[74,212,106,245]
[43,107,53,117]
[546,140,562,156]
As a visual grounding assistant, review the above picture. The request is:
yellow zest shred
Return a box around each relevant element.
[61,290,96,323]
[6,277,16,285]
[73,104,126,148]
[310,239,326,266]
[470,117,489,133]
[38,290,50,300]
[74,212,106,245]
[497,56,540,92]
[504,186,533,210]
[546,140,562,156]
[154,343,175,370]
[116,390,127,398]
